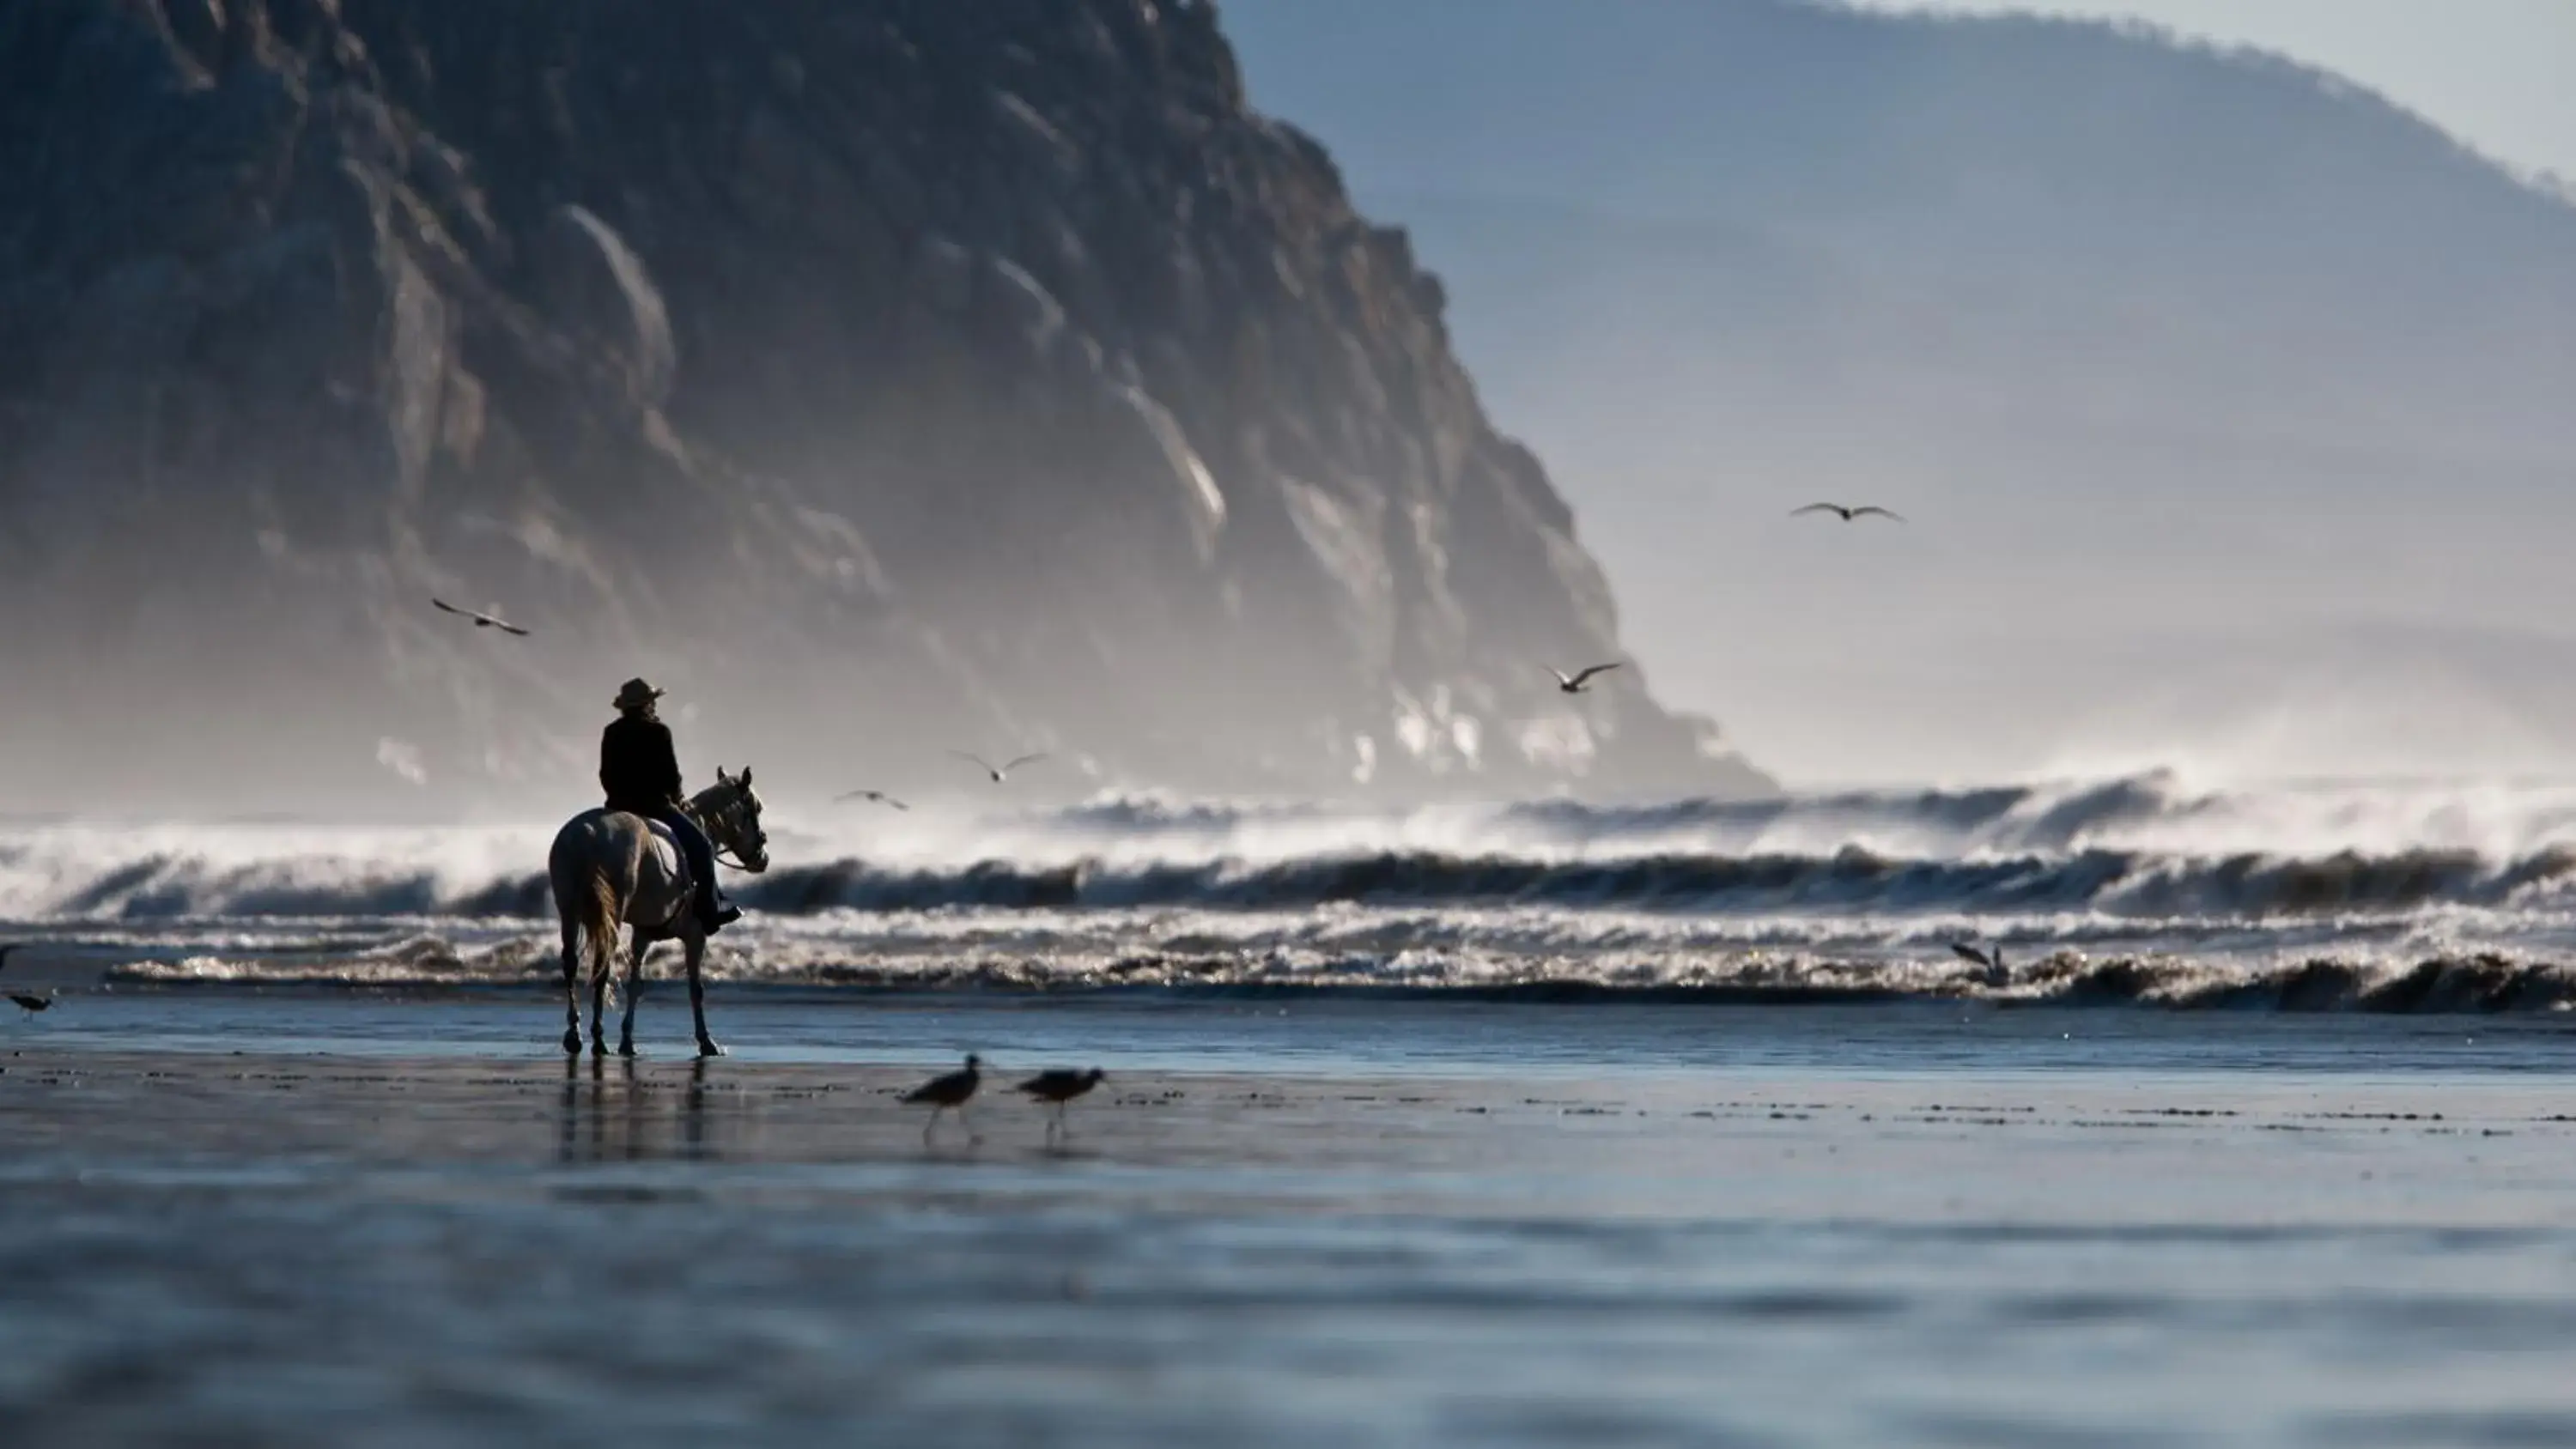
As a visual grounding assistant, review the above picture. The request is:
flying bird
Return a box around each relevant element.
[950,751,1048,784]
[1018,1067,1106,1138]
[835,789,910,811]
[1949,942,2008,983]
[432,597,531,636]
[1550,664,1623,694]
[9,992,50,1017]
[1792,503,1903,523]
[902,1053,983,1143]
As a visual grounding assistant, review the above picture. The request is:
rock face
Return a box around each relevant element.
[0,0,1769,812]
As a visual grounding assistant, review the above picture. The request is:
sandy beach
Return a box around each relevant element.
[7,997,2576,1446]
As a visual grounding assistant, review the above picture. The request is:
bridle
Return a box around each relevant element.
[688,782,769,873]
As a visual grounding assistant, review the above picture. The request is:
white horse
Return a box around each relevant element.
[548,768,771,1058]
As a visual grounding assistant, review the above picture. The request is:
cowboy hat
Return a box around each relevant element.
[612,678,665,711]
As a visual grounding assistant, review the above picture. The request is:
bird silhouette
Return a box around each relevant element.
[1792,503,1903,523]
[1018,1067,1106,1138]
[835,789,910,811]
[950,751,1047,784]
[1549,664,1623,694]
[1949,942,2009,984]
[9,992,50,1017]
[903,1053,983,1142]
[432,597,531,636]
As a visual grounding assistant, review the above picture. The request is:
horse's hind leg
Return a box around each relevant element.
[617,938,647,1058]
[589,958,611,1058]
[683,929,724,1058]
[560,915,583,1056]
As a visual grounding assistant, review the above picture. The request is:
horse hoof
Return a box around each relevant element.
[696,1040,726,1059]
[617,1043,637,1059]
[562,1033,581,1055]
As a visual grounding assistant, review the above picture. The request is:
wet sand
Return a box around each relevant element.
[7,1025,2576,1446]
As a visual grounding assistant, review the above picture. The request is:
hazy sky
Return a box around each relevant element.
[1222,1,2576,789]
[1862,0,2576,182]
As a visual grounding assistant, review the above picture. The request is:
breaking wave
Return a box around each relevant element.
[12,841,2576,922]
[106,938,2576,1015]
[20,772,2576,1012]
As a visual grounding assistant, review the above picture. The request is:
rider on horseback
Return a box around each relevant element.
[601,678,741,932]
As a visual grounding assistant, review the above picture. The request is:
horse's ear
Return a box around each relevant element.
[740,767,753,788]
[715,766,734,786]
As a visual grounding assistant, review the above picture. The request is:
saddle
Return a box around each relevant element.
[639,818,689,892]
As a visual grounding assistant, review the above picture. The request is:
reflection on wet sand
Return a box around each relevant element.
[556,1055,720,1165]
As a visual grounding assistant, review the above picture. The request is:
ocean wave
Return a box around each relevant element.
[15,771,2576,925]
[106,943,2576,1014]
[737,845,2576,917]
[12,841,2576,922]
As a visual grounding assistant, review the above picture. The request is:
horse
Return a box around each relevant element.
[548,767,771,1058]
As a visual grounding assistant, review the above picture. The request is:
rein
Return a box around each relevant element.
[684,785,763,872]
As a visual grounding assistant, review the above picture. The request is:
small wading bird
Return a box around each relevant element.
[10,992,50,1018]
[903,1053,983,1143]
[1550,663,1622,694]
[1018,1067,1106,1138]
[950,751,1047,784]
[835,789,909,811]
[432,597,531,636]
[1792,502,1904,524]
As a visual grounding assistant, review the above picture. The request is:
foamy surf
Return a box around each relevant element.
[13,773,2576,1009]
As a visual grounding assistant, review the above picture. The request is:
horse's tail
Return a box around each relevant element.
[580,865,621,986]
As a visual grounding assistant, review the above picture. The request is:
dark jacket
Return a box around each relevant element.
[600,714,683,815]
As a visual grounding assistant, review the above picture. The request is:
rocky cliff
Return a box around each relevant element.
[0,0,1770,813]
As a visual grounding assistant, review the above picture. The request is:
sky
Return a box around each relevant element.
[1221,1,2576,789]
[1859,0,2576,183]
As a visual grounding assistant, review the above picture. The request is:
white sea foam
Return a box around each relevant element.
[15,773,2576,1006]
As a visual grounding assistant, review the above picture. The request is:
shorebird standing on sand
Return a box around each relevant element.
[1791,502,1904,524]
[950,751,1047,784]
[904,1054,983,1143]
[431,597,532,635]
[9,992,52,1018]
[1018,1067,1106,1139]
[1549,664,1622,694]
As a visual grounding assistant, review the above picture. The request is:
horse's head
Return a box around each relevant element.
[696,767,771,874]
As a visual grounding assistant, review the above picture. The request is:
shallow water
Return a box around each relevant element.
[6,995,2576,1446]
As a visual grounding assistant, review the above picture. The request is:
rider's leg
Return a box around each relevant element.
[657,809,738,931]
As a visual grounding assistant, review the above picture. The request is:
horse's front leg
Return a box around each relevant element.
[683,925,724,1058]
[617,936,647,1058]
[560,917,583,1056]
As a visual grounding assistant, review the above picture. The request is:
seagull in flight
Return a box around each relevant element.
[1949,941,2008,984]
[432,597,530,635]
[1550,664,1623,694]
[1793,502,1903,523]
[835,789,910,811]
[950,751,1048,784]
